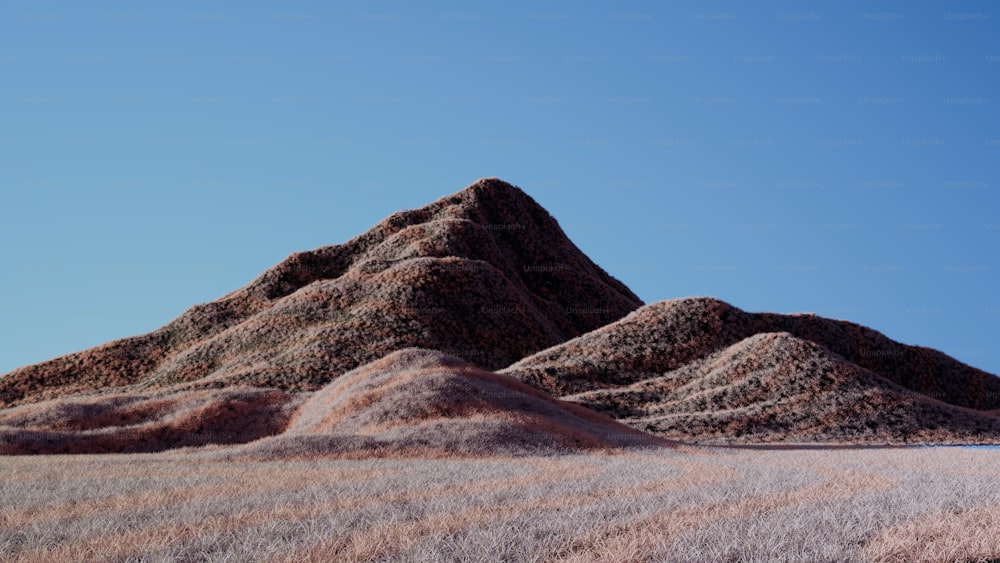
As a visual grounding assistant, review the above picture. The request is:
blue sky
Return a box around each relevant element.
[1,1,998,378]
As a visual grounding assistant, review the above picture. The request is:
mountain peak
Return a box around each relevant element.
[426,177,558,235]
[452,177,540,211]
[1,179,642,407]
[462,177,529,199]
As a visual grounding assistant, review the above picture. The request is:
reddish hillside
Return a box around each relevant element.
[231,348,668,458]
[0,179,640,407]
[0,387,301,454]
[503,297,1000,444]
[0,348,667,456]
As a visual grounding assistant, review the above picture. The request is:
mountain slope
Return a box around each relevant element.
[0,179,641,408]
[240,348,667,457]
[1,349,666,456]
[502,297,1000,443]
[567,332,1000,443]
[0,387,301,454]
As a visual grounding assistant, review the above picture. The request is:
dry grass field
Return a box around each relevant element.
[3,445,999,562]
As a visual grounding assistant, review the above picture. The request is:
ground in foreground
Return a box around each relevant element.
[2,446,999,562]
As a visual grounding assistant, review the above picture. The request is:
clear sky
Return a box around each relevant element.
[2,1,998,378]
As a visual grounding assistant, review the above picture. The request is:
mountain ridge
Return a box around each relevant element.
[0,178,641,407]
[502,297,1000,443]
[2,178,998,452]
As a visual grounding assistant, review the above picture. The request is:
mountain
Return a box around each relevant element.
[0,178,641,408]
[502,297,1000,443]
[3,179,999,452]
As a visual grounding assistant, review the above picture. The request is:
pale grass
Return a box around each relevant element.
[864,504,1000,562]
[2,446,999,561]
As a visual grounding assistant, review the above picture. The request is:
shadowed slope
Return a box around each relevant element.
[504,297,1000,410]
[503,297,1000,443]
[569,332,1000,444]
[503,297,755,395]
[0,387,302,454]
[243,348,667,457]
[0,178,641,407]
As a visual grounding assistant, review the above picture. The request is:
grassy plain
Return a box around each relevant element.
[3,445,999,562]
